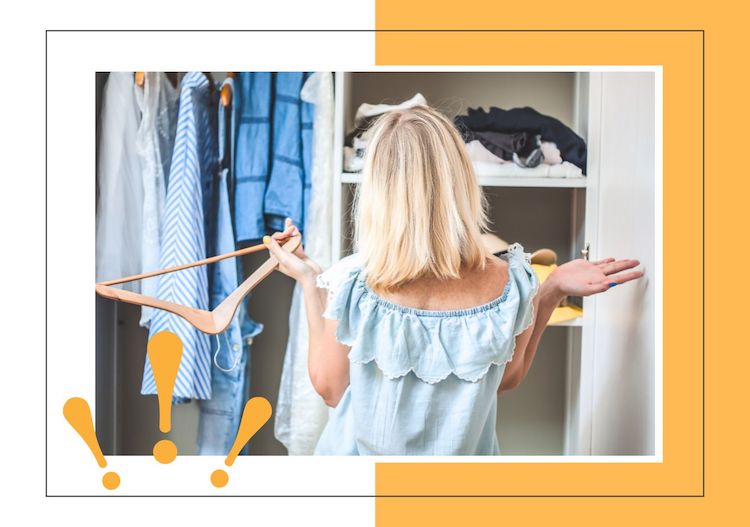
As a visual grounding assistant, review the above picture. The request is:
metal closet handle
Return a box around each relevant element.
[581,242,590,261]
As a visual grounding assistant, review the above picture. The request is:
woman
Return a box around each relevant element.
[264,105,643,455]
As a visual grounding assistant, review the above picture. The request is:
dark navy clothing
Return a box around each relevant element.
[455,106,587,172]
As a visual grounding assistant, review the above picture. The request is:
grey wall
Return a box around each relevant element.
[350,72,575,126]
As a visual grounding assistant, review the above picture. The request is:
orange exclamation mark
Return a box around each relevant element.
[63,397,120,490]
[148,331,183,464]
[210,397,272,488]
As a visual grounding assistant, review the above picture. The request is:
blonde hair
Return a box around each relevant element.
[353,104,491,293]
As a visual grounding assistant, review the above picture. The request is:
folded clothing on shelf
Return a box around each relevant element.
[466,139,563,167]
[472,160,583,178]
[343,93,428,172]
[464,130,544,168]
[455,106,587,173]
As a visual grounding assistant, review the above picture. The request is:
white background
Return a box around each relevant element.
[0,2,662,525]
[2,2,376,526]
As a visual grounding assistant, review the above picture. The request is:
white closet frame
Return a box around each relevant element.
[329,71,603,455]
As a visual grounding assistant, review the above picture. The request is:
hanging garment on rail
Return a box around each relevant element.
[198,76,264,454]
[454,106,587,172]
[233,72,272,242]
[95,72,144,292]
[263,72,315,235]
[275,72,335,455]
[234,72,315,243]
[141,72,217,403]
[135,72,179,328]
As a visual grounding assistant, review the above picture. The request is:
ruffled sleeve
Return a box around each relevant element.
[315,252,366,345]
[502,242,541,338]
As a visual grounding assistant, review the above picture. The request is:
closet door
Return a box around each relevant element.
[585,72,657,455]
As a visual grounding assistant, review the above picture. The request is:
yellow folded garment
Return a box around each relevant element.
[549,304,583,325]
[530,263,583,325]
[531,262,557,283]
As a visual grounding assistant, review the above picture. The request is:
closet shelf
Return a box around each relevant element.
[549,318,583,327]
[340,172,587,188]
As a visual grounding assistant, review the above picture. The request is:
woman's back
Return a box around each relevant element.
[313,243,539,456]
[378,254,510,312]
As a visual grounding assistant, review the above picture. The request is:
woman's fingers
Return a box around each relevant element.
[592,257,616,266]
[585,282,611,295]
[284,217,300,235]
[598,258,641,276]
[581,268,645,296]
[263,235,288,262]
[605,269,645,285]
[271,225,295,240]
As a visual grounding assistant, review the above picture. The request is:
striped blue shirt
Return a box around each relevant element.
[141,72,216,402]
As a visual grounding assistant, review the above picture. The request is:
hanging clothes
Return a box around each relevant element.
[95,72,143,291]
[141,72,217,403]
[198,76,264,454]
[454,106,587,172]
[134,72,179,328]
[264,72,315,235]
[275,72,334,455]
[233,73,272,243]
[234,72,315,243]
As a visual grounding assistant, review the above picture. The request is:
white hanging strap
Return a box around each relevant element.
[213,333,242,373]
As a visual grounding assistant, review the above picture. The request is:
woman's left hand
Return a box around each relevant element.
[264,218,322,283]
[546,257,644,299]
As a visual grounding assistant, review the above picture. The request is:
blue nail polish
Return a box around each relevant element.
[608,282,618,287]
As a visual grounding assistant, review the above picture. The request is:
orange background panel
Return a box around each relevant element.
[374,28,702,497]
[370,0,745,522]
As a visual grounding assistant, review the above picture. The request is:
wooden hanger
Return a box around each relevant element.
[220,73,234,107]
[134,71,145,87]
[95,235,301,335]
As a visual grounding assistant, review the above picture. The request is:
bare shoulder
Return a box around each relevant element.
[378,255,509,311]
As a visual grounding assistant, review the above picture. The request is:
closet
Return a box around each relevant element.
[96,71,655,456]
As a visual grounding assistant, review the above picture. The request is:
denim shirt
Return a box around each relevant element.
[263,72,314,234]
[234,72,314,242]
[197,77,264,454]
[313,244,540,455]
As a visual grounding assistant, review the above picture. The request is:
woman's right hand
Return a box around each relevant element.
[263,218,322,283]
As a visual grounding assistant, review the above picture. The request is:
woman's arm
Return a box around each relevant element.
[264,219,351,408]
[298,272,351,407]
[499,280,563,392]
[498,255,644,393]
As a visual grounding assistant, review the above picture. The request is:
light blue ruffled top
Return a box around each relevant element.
[313,243,540,455]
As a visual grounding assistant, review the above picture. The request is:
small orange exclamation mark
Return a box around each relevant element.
[148,331,183,464]
[211,397,272,488]
[63,397,120,490]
